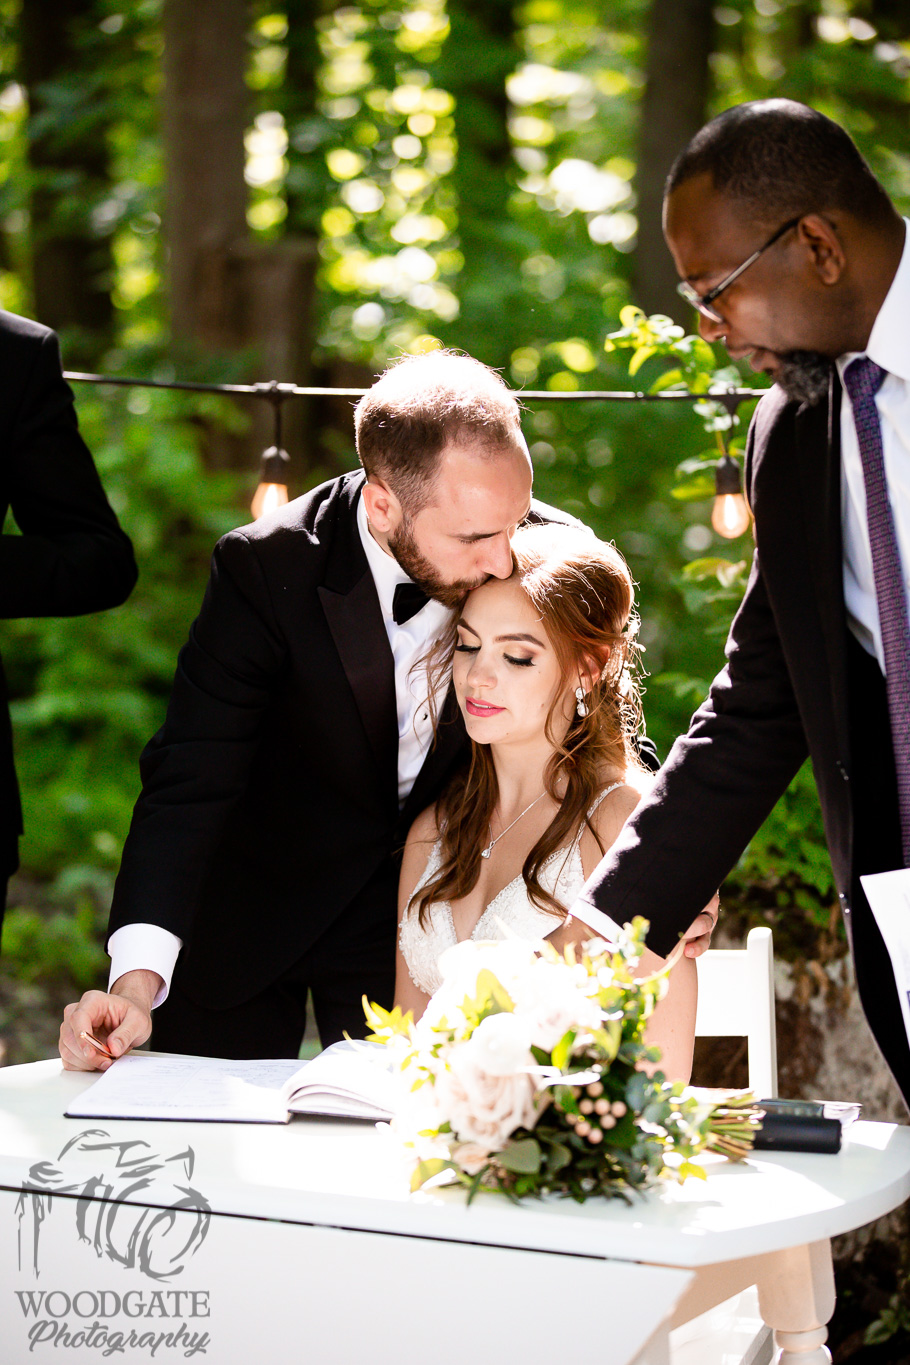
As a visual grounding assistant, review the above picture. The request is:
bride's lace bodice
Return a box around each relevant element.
[399,784,622,996]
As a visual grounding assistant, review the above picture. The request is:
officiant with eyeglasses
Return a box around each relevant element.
[568,99,910,1108]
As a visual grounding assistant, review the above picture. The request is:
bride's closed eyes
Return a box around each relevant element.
[454,636,536,667]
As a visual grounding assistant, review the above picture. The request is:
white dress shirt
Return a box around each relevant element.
[355,492,452,803]
[838,218,910,672]
[108,491,453,1004]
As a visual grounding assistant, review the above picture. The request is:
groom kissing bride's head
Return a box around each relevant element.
[355,351,536,609]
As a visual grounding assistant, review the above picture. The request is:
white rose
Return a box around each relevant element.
[464,1011,535,1076]
[434,1047,540,1149]
[511,959,602,1051]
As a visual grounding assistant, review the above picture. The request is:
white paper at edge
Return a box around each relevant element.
[860,869,910,1049]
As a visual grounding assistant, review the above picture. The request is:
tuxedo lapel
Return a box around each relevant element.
[318,479,398,794]
[795,376,850,757]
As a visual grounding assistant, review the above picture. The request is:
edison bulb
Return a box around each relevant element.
[711,491,751,539]
[251,481,289,520]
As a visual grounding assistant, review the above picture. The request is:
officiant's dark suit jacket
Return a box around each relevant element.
[108,472,576,1038]
[581,374,910,1104]
[0,311,137,916]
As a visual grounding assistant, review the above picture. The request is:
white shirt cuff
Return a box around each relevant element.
[107,925,183,1009]
[567,900,623,944]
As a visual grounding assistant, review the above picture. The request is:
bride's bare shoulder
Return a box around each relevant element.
[398,805,442,919]
[405,804,440,849]
[581,768,655,863]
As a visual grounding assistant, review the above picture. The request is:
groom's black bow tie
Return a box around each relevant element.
[393,582,430,625]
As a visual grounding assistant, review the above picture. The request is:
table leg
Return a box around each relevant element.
[755,1239,835,1364]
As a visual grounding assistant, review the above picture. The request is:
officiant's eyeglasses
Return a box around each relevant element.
[677,216,802,324]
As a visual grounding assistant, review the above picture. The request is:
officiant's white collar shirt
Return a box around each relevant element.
[356,489,452,805]
[838,216,910,673]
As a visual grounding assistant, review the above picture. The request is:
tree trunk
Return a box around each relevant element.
[162,0,323,485]
[161,0,249,349]
[272,0,341,479]
[634,0,714,322]
[20,0,114,364]
[432,0,523,363]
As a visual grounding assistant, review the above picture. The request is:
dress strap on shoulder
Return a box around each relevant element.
[569,781,626,854]
[588,780,625,815]
[411,838,445,899]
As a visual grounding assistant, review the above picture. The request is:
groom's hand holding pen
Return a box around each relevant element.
[59,969,161,1071]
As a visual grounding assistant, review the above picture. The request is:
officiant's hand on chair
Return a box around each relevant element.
[59,970,160,1071]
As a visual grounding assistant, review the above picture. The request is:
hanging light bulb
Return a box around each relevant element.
[251,444,290,519]
[251,385,291,520]
[711,453,751,539]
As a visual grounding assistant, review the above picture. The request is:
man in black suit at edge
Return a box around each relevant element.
[561,101,910,1109]
[61,350,687,1068]
[0,310,137,924]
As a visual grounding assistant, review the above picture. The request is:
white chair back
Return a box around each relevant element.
[694,926,778,1097]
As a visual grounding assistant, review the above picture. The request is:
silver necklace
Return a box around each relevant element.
[480,792,546,859]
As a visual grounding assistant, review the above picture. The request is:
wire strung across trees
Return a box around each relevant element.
[64,371,767,406]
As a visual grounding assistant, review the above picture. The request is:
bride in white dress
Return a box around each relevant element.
[395,522,697,1081]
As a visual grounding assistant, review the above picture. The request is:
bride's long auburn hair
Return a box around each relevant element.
[413,523,645,926]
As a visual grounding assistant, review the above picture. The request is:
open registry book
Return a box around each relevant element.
[64,1040,399,1124]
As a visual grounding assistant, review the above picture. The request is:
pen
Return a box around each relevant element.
[80,1029,115,1060]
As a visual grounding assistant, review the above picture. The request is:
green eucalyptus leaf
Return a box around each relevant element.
[498,1138,542,1174]
[544,1140,573,1174]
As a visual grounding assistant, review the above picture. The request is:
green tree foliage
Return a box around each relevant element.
[1,0,909,1003]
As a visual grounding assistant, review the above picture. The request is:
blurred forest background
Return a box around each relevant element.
[2,0,910,1045]
[2,1,910,1353]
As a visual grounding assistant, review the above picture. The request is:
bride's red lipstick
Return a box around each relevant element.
[465,698,505,717]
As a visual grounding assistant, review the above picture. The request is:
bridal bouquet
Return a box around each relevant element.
[364,920,759,1203]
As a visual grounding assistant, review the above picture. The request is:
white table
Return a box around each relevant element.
[1,1060,909,1365]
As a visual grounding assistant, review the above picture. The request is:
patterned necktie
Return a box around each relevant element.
[392,581,429,625]
[843,356,910,866]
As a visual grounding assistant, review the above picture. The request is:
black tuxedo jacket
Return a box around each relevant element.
[109,472,573,1006]
[582,375,910,1095]
[0,311,137,890]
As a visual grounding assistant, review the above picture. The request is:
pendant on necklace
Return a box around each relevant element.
[481,847,491,859]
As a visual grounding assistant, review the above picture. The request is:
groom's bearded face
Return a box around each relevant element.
[387,516,487,610]
[387,440,533,610]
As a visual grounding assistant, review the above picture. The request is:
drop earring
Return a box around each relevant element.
[575,686,588,718]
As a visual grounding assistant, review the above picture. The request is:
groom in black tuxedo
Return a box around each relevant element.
[61,351,581,1066]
